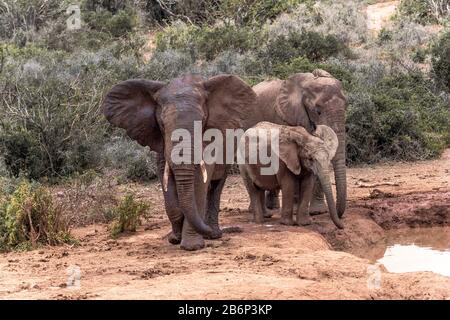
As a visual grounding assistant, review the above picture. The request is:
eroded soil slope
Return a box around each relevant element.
[0,150,449,299]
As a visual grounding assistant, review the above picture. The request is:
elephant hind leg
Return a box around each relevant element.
[265,189,280,211]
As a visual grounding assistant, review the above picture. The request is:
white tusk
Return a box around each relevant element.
[163,161,170,192]
[200,160,208,183]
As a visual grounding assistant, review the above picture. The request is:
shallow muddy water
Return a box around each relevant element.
[354,227,450,277]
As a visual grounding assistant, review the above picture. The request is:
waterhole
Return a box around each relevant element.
[354,227,450,277]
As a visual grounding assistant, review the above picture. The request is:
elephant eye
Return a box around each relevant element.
[315,107,322,116]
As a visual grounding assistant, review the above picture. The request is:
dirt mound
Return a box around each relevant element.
[361,191,450,229]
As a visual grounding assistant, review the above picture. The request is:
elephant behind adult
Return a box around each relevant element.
[251,70,348,218]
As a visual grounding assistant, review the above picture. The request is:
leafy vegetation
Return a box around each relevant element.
[398,0,449,25]
[347,72,450,164]
[0,181,74,251]
[108,194,150,238]
[431,30,450,91]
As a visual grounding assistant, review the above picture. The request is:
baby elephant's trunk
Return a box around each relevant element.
[316,166,344,229]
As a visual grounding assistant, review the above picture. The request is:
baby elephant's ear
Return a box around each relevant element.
[278,141,301,175]
[102,79,165,152]
[315,125,339,160]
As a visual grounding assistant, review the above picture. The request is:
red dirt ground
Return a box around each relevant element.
[0,150,449,300]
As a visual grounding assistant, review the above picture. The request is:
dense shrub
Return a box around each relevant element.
[431,31,450,91]
[268,1,368,45]
[0,47,139,180]
[0,0,68,43]
[347,72,450,164]
[0,181,74,251]
[140,0,309,26]
[156,21,265,61]
[83,6,138,37]
[141,0,222,26]
[108,194,150,238]
[101,137,158,182]
[264,30,349,65]
[220,0,309,26]
[398,0,450,25]
[140,49,194,80]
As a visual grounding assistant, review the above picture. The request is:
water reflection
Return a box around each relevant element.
[353,227,450,277]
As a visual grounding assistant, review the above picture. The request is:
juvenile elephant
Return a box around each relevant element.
[239,122,343,229]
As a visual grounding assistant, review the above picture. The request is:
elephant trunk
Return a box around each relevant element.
[316,164,344,229]
[172,163,213,237]
[332,129,347,218]
[328,108,347,218]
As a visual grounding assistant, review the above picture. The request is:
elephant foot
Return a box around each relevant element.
[296,215,312,226]
[203,227,223,240]
[254,215,265,224]
[309,199,327,215]
[167,231,181,245]
[263,210,273,218]
[280,217,294,226]
[180,236,205,251]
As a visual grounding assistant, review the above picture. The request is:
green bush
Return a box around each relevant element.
[101,137,158,183]
[346,72,450,164]
[141,0,222,26]
[264,30,348,65]
[126,157,157,182]
[0,47,140,180]
[108,194,150,238]
[156,21,266,61]
[0,181,74,251]
[0,0,68,42]
[411,47,428,63]
[83,7,138,37]
[398,0,450,25]
[141,0,310,27]
[220,0,309,26]
[431,31,450,91]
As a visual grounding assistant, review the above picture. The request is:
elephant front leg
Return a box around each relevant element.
[296,173,314,226]
[163,190,184,245]
[279,177,295,226]
[157,153,183,244]
[309,178,327,215]
[204,175,227,240]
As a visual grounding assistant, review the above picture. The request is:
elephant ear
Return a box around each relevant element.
[102,79,165,153]
[278,141,301,175]
[203,75,257,131]
[314,125,339,160]
[275,73,315,126]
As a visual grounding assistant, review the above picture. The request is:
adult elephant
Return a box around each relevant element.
[102,74,258,251]
[252,69,348,218]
